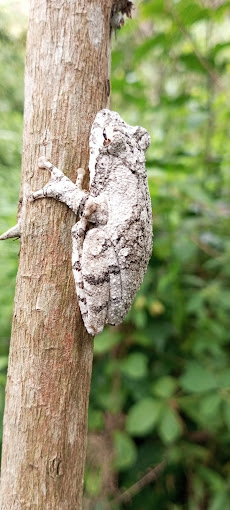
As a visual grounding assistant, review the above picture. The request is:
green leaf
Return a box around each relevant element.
[113,430,137,471]
[212,41,230,58]
[120,353,148,379]
[94,330,121,354]
[0,374,7,386]
[198,466,225,492]
[134,34,167,62]
[96,388,126,414]
[223,401,230,430]
[209,492,230,510]
[84,469,102,497]
[216,369,230,389]
[152,376,177,398]
[0,356,8,371]
[158,407,183,444]
[174,1,209,26]
[180,362,218,393]
[199,393,221,422]
[126,398,162,437]
[88,409,104,431]
[141,0,165,17]
[132,330,154,347]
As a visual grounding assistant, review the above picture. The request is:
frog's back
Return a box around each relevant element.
[89,109,152,326]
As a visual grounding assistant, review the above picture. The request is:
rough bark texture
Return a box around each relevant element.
[0,0,123,508]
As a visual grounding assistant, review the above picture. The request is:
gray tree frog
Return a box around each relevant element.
[30,109,153,335]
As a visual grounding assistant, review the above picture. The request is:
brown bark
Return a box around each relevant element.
[0,1,125,508]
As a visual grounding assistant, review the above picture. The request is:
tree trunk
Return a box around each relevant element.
[0,1,125,508]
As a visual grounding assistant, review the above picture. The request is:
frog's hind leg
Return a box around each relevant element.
[80,228,110,335]
[81,229,123,335]
[72,222,110,335]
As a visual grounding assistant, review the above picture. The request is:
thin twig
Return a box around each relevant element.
[111,460,166,505]
[191,234,221,258]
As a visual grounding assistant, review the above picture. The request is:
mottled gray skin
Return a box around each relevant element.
[31,109,152,335]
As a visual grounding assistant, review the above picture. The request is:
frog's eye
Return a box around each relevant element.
[103,127,113,146]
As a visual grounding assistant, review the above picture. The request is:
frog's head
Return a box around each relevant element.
[89,109,150,184]
[93,109,150,149]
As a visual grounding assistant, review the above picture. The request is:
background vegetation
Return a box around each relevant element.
[1,1,230,508]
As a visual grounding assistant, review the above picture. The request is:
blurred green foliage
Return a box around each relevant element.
[0,4,26,443]
[1,1,230,509]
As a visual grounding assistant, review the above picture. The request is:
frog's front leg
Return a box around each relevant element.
[30,157,88,216]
